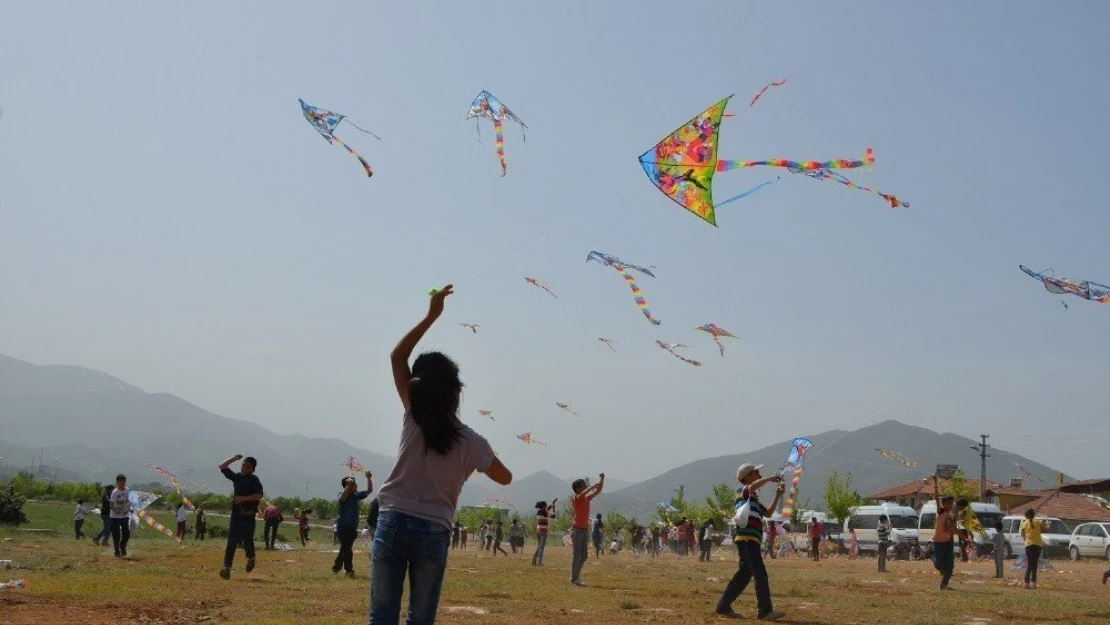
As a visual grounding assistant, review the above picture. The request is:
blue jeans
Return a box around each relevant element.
[370,511,451,625]
[717,540,774,618]
[571,528,589,582]
[532,533,548,565]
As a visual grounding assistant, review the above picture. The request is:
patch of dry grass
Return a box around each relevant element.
[3,530,1110,624]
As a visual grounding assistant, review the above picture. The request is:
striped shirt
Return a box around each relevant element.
[877,522,891,542]
[536,510,551,535]
[733,486,767,544]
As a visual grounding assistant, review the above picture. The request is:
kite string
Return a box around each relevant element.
[457,181,641,284]
[342,120,382,140]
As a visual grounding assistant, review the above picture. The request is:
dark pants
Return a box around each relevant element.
[333,527,357,573]
[264,518,280,548]
[110,518,130,556]
[571,528,589,582]
[935,541,955,588]
[1025,545,1042,584]
[811,537,820,560]
[224,515,257,569]
[878,540,890,572]
[717,541,774,618]
[699,539,712,561]
[94,516,110,544]
[74,519,85,540]
[195,522,206,540]
[593,533,602,557]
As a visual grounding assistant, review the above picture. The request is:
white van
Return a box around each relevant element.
[845,503,920,553]
[919,501,1003,555]
[1000,515,1072,558]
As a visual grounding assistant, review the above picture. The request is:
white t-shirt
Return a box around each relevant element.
[176,507,187,523]
[377,411,495,530]
[74,504,88,521]
[109,488,132,519]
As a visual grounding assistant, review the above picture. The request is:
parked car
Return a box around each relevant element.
[1068,522,1110,561]
[845,503,920,553]
[1001,515,1071,558]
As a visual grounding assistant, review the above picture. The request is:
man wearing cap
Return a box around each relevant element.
[715,462,786,621]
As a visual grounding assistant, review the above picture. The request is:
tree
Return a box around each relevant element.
[0,485,29,525]
[941,469,979,502]
[823,470,863,526]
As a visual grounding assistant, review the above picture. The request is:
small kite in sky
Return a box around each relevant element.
[598,337,618,352]
[298,98,380,177]
[875,448,918,468]
[555,402,582,418]
[1013,462,1044,483]
[1020,265,1110,307]
[695,323,739,357]
[460,323,482,333]
[517,431,547,446]
[524,277,558,298]
[656,340,701,367]
[467,90,527,176]
[639,84,905,226]
[587,251,661,325]
[479,409,495,421]
[343,456,367,473]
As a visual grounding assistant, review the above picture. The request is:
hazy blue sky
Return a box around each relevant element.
[2,2,1108,481]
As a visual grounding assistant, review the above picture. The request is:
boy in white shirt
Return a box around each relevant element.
[73,500,88,540]
[108,474,133,558]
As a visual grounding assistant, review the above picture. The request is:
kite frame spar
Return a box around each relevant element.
[1020,265,1110,305]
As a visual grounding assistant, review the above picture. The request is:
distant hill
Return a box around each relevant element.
[0,354,1073,519]
[604,420,1072,515]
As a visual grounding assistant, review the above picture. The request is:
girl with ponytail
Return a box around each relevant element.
[371,284,513,625]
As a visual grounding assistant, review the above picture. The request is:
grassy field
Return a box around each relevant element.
[4,503,1110,624]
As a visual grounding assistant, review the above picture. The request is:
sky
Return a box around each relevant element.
[2,2,1109,482]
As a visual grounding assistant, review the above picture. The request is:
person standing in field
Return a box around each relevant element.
[262,502,282,550]
[94,485,112,546]
[808,516,822,561]
[108,474,133,558]
[492,520,508,556]
[509,518,525,554]
[991,520,1005,579]
[1019,508,1045,589]
[334,471,373,577]
[592,513,605,558]
[73,499,88,540]
[930,475,957,590]
[451,522,460,550]
[371,284,513,625]
[217,454,264,580]
[877,515,892,573]
[175,502,188,540]
[195,504,207,541]
[715,463,785,621]
[570,473,605,586]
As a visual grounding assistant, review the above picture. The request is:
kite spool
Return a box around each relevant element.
[428,287,439,296]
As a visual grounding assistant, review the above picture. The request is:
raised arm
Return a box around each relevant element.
[391,285,453,409]
[219,454,243,471]
[587,473,606,498]
[931,474,942,509]
[364,470,374,494]
[766,482,786,514]
[485,456,513,486]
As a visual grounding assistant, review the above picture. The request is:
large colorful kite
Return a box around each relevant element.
[779,437,812,520]
[343,456,367,473]
[298,99,379,177]
[1019,265,1109,307]
[695,323,738,356]
[467,90,527,176]
[638,85,905,226]
[586,251,661,325]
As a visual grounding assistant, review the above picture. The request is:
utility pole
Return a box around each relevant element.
[970,434,991,500]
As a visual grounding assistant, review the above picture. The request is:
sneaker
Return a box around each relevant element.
[246,558,256,573]
[219,568,230,580]
[715,607,743,618]
[571,580,586,586]
[758,611,786,621]
[345,571,355,578]
[332,566,340,574]
[1103,570,1109,585]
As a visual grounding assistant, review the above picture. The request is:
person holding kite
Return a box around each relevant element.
[715,463,786,621]
[372,284,513,625]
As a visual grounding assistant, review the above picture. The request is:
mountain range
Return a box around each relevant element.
[0,354,1073,517]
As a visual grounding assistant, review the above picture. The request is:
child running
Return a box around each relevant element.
[217,454,264,580]
[108,474,133,558]
[570,474,605,586]
[715,463,785,621]
[372,284,513,625]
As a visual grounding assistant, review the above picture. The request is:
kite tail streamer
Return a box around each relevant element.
[343,120,382,140]
[331,133,374,178]
[0,579,27,590]
[613,265,662,325]
[493,118,507,176]
[779,467,803,519]
[800,170,908,208]
[717,149,874,173]
[136,509,183,545]
[714,177,780,208]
